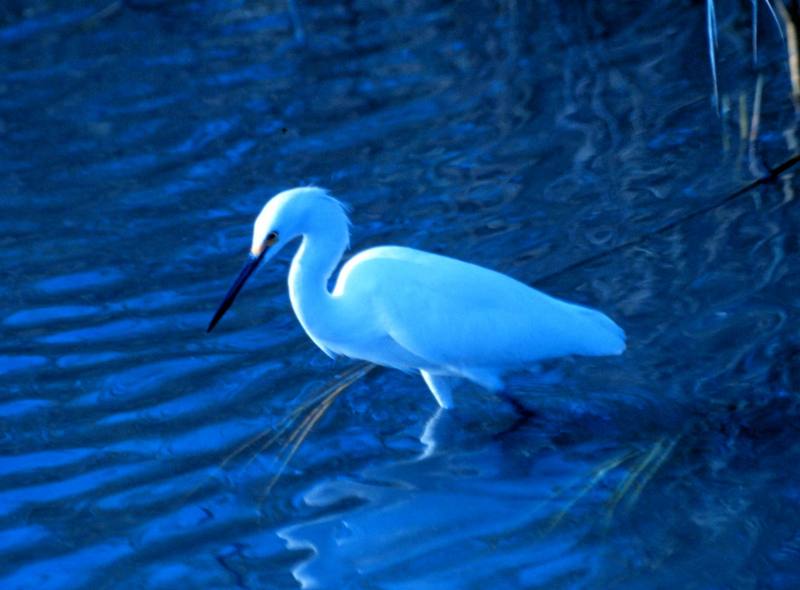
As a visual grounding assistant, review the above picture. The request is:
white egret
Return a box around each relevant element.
[207,187,626,409]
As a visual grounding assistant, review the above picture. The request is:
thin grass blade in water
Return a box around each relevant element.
[262,363,375,496]
[219,363,374,470]
[707,0,720,110]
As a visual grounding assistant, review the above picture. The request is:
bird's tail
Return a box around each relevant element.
[572,304,626,356]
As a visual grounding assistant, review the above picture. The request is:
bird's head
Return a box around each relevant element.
[207,187,349,333]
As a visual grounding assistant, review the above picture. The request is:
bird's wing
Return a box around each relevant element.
[336,247,624,370]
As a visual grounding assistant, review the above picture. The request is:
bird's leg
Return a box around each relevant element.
[457,368,537,433]
[497,390,536,418]
[420,370,454,409]
[494,390,538,437]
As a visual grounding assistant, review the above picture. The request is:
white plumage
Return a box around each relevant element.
[208,187,626,409]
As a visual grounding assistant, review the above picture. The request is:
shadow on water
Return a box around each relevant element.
[1,0,800,588]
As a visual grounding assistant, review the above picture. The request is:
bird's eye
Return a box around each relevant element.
[266,231,279,245]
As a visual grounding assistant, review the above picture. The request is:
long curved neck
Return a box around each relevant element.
[288,229,347,342]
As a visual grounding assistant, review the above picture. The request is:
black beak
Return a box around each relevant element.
[207,250,266,333]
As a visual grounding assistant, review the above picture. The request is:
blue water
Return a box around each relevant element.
[2,1,800,588]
